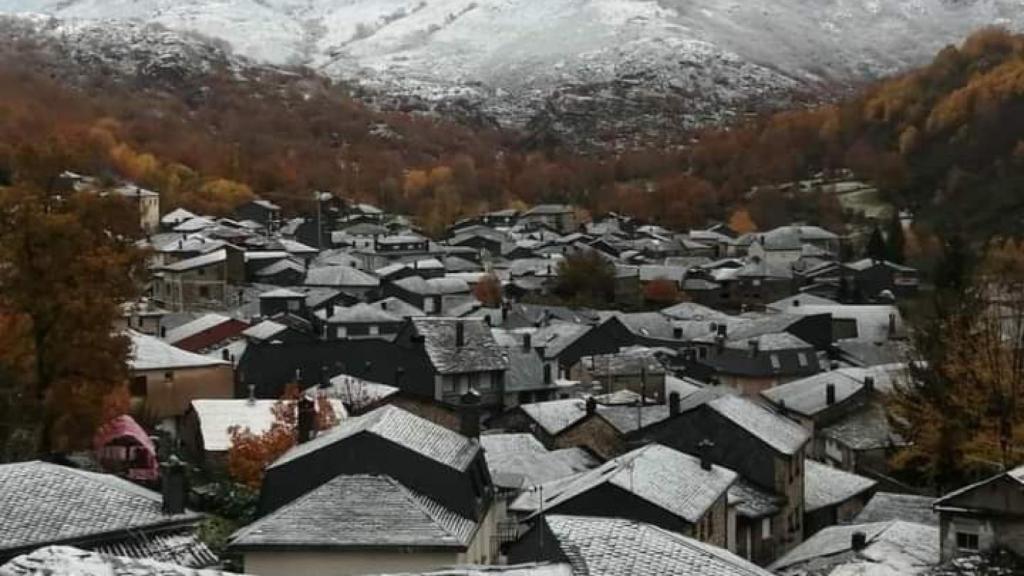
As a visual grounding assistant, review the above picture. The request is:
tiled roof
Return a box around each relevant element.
[519,399,589,436]
[270,405,479,472]
[770,521,939,575]
[0,462,202,554]
[803,460,876,512]
[480,434,598,490]
[0,546,240,576]
[706,396,809,456]
[410,318,509,374]
[514,445,736,525]
[855,492,937,526]
[727,477,783,519]
[543,515,773,576]
[230,475,476,550]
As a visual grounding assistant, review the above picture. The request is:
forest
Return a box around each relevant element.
[0,26,1022,241]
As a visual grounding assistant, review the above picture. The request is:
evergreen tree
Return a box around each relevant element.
[865,226,888,261]
[886,212,906,264]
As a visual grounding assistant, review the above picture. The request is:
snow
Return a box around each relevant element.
[2,0,1021,140]
[128,330,229,371]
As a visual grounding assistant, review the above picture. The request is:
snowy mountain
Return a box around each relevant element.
[1,0,1021,145]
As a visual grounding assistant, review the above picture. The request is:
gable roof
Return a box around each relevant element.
[803,460,876,512]
[230,474,475,551]
[933,465,1024,510]
[409,318,508,374]
[512,444,737,525]
[770,520,939,574]
[0,462,202,555]
[541,515,772,576]
[518,399,590,436]
[305,265,379,288]
[163,314,234,345]
[704,395,809,456]
[269,405,479,473]
[162,249,226,272]
[128,331,229,371]
[855,492,937,526]
[760,369,865,417]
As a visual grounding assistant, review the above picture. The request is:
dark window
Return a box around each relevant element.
[199,285,210,298]
[164,371,174,381]
[543,364,552,384]
[130,376,147,396]
[956,532,979,551]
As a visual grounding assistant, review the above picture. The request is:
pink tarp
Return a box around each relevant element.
[93,415,159,481]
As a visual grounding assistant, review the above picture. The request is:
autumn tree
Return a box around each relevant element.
[227,384,341,489]
[0,184,148,456]
[727,208,757,234]
[473,273,503,307]
[642,278,681,306]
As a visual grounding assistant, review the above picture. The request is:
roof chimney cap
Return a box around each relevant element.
[697,438,714,471]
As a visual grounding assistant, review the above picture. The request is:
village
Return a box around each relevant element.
[0,171,1019,576]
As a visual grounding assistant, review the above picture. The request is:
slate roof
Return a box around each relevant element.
[705,395,809,456]
[0,546,237,576]
[328,303,402,324]
[761,369,865,417]
[372,297,425,318]
[492,331,548,393]
[542,515,772,576]
[255,259,305,278]
[480,433,598,490]
[522,322,592,359]
[162,249,226,272]
[410,318,509,375]
[0,462,202,555]
[728,477,783,519]
[270,405,479,472]
[230,474,476,551]
[305,265,379,288]
[128,331,229,371]
[242,320,288,342]
[519,399,590,436]
[596,404,672,435]
[820,401,904,451]
[855,492,937,526]
[770,520,939,575]
[512,444,737,525]
[803,460,876,512]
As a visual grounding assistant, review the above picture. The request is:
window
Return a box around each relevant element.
[698,347,708,360]
[797,352,808,367]
[543,364,552,384]
[762,518,772,539]
[770,354,781,370]
[369,325,380,336]
[956,531,980,552]
[287,300,300,311]
[478,373,493,391]
[337,326,347,338]
[164,371,174,381]
[199,285,210,298]
[752,278,762,287]
[197,268,205,276]
[130,376,147,396]
[443,376,456,393]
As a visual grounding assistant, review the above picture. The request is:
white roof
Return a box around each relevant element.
[190,398,346,452]
[128,330,229,371]
[163,249,226,272]
[161,207,197,225]
[172,217,217,232]
[163,313,233,345]
[243,320,288,341]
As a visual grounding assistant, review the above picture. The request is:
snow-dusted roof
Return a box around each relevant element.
[304,265,379,287]
[771,521,939,575]
[327,303,402,324]
[242,320,288,342]
[0,546,237,576]
[162,249,226,272]
[803,460,876,512]
[706,395,809,456]
[161,207,197,225]
[128,330,229,371]
[190,398,345,452]
[163,313,233,345]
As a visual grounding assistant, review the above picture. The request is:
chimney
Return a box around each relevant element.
[381,300,388,310]
[669,391,681,416]
[778,398,787,416]
[697,438,714,471]
[160,456,187,515]
[826,383,836,405]
[455,322,465,347]
[748,338,759,357]
[459,389,481,438]
[864,376,875,392]
[160,326,167,338]
[523,332,532,351]
[852,531,868,551]
[673,326,683,339]
[793,298,800,307]
[297,395,316,444]
[585,396,597,415]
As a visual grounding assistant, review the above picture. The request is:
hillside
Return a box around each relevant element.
[0,0,1022,146]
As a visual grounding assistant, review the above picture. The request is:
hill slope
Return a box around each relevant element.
[0,0,1021,145]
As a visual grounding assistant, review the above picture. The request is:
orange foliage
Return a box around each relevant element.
[226,384,341,489]
[472,273,503,307]
[642,278,682,305]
